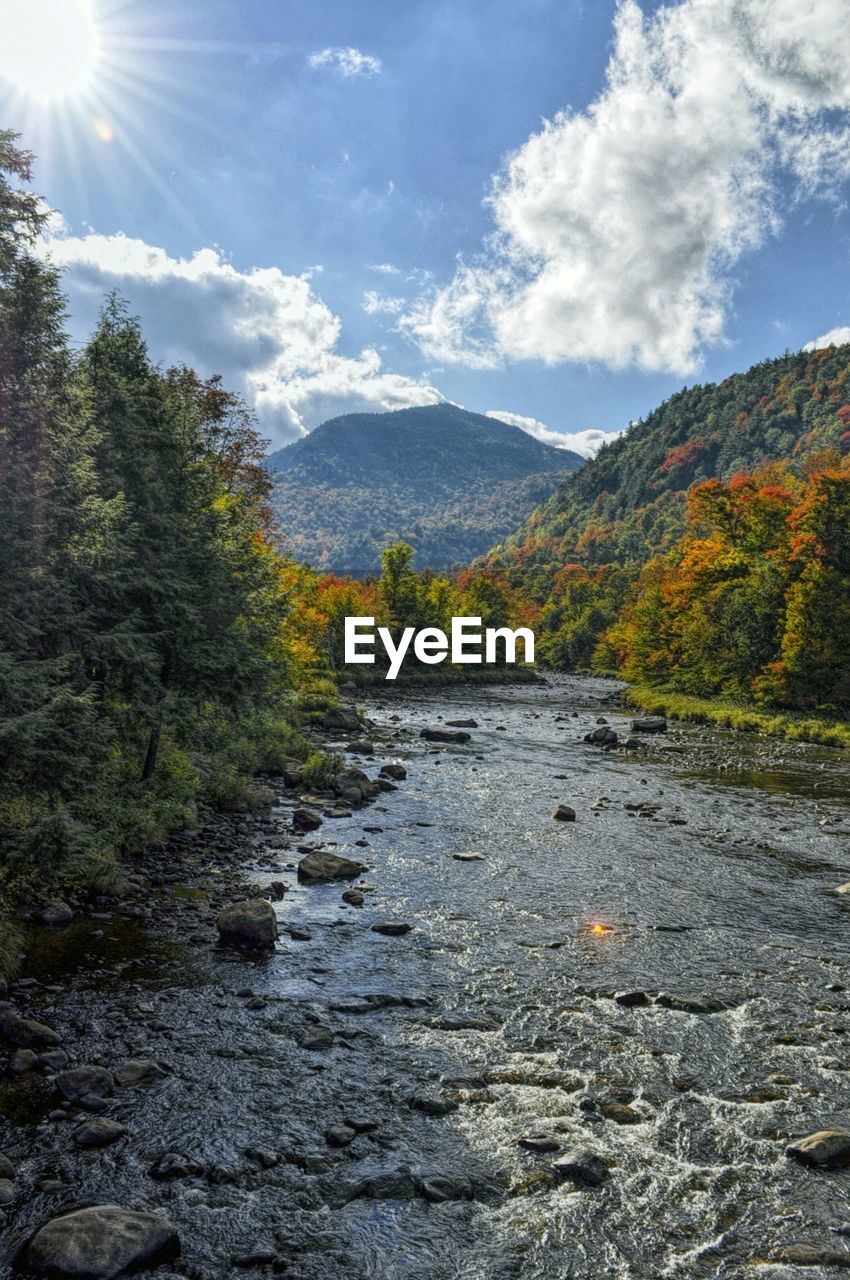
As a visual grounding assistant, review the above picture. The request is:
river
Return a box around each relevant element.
[3,676,850,1279]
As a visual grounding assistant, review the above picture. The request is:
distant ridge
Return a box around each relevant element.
[266,403,583,572]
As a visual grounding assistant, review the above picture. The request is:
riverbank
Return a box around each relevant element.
[624,682,850,749]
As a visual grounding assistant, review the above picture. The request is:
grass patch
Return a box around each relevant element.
[625,684,850,749]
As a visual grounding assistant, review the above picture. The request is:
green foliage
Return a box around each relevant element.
[0,135,311,974]
[300,750,343,791]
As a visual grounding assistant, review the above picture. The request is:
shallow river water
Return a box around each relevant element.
[4,676,850,1280]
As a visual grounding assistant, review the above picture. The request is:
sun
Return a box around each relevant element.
[0,0,101,103]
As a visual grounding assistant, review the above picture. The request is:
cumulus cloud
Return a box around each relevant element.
[308,46,381,77]
[485,410,621,457]
[804,326,850,351]
[368,262,400,274]
[43,228,443,443]
[404,0,850,376]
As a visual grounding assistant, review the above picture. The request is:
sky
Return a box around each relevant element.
[2,0,850,456]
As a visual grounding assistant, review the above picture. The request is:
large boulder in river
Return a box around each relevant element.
[39,900,74,926]
[298,851,365,882]
[630,716,668,733]
[292,807,322,832]
[0,1008,62,1049]
[420,728,471,744]
[585,726,618,746]
[320,707,362,733]
[54,1065,114,1103]
[216,899,278,949]
[786,1130,850,1169]
[20,1204,179,1277]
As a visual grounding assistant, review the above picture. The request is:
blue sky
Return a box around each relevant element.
[2,0,850,452]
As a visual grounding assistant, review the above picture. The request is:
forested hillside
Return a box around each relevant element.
[485,347,850,713]
[492,348,850,583]
[266,403,582,572]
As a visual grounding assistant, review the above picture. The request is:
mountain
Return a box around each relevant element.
[266,403,583,572]
[488,345,850,589]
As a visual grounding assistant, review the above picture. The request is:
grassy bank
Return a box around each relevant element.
[625,684,850,749]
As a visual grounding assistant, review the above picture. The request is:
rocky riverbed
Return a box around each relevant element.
[2,675,850,1279]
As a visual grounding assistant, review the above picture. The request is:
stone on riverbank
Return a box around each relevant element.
[73,1118,127,1149]
[54,1065,114,1102]
[420,728,471,744]
[298,851,365,882]
[630,717,668,733]
[0,1008,62,1049]
[20,1205,179,1277]
[552,804,576,821]
[585,726,618,746]
[217,899,278,949]
[379,763,407,781]
[113,1059,165,1088]
[320,707,361,733]
[39,900,74,926]
[371,922,413,936]
[787,1130,850,1170]
[291,807,322,832]
[552,1148,610,1187]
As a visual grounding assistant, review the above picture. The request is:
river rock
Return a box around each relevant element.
[321,707,361,733]
[298,851,365,882]
[73,1118,127,1149]
[39,900,74,926]
[0,1179,14,1205]
[600,1103,640,1125]
[410,1095,458,1117]
[371,921,413,936]
[326,1124,357,1148]
[292,808,322,832]
[453,851,486,862]
[21,1205,180,1277]
[217,899,278,949]
[445,719,478,728]
[54,1065,114,1102]
[418,1174,473,1202]
[552,804,576,821]
[148,1151,205,1181]
[0,1155,15,1179]
[420,728,471,744]
[0,1008,62,1048]
[379,763,407,781]
[553,1148,610,1187]
[346,739,374,755]
[113,1058,165,1087]
[352,1167,418,1201]
[11,1049,37,1072]
[518,1134,560,1153]
[585,726,618,746]
[787,1130,850,1169]
[342,889,364,907]
[656,993,726,1014]
[772,1244,850,1268]
[630,717,668,733]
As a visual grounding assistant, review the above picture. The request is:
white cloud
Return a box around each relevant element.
[485,410,620,457]
[43,229,443,444]
[362,290,405,316]
[308,46,381,78]
[804,325,850,351]
[368,262,400,274]
[404,0,850,376]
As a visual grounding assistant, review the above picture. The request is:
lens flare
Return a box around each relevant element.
[0,0,101,102]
